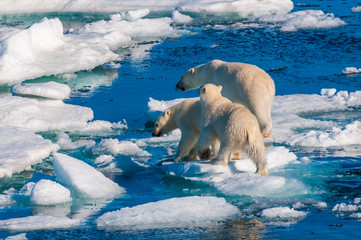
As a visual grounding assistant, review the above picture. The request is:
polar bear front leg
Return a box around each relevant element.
[175,132,198,162]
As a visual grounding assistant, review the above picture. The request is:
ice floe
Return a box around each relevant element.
[341,67,361,75]
[171,10,193,24]
[11,82,71,100]
[56,132,95,150]
[0,18,118,85]
[351,6,361,13]
[161,146,306,198]
[96,196,240,231]
[91,139,152,158]
[0,215,80,232]
[254,10,346,32]
[260,206,307,220]
[332,203,359,213]
[0,0,294,17]
[0,95,93,132]
[30,179,72,205]
[5,233,27,240]
[53,153,126,199]
[0,124,59,178]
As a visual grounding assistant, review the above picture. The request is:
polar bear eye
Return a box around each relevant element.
[155,123,159,127]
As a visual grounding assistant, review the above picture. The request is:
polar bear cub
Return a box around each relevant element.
[176,59,275,138]
[152,98,219,162]
[197,84,268,176]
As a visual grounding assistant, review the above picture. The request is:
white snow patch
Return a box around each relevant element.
[0,215,80,232]
[0,124,59,178]
[53,153,126,199]
[260,207,307,219]
[11,82,71,100]
[30,179,72,205]
[96,196,239,231]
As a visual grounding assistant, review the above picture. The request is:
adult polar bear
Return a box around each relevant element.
[176,60,275,138]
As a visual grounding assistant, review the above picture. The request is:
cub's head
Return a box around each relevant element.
[198,84,223,99]
[176,66,201,91]
[152,109,172,137]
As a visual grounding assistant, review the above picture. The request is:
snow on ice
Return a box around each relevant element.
[11,82,71,100]
[0,0,294,17]
[96,196,240,231]
[0,124,59,178]
[29,179,72,205]
[53,153,126,199]
[0,215,80,232]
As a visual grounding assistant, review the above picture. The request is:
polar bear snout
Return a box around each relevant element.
[152,129,163,137]
[176,81,185,91]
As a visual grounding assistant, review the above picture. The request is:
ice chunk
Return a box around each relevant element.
[292,202,306,210]
[255,10,345,32]
[0,18,119,85]
[0,95,93,132]
[349,213,361,219]
[0,194,15,205]
[171,10,193,24]
[120,9,150,22]
[313,202,327,210]
[30,179,72,205]
[341,67,361,75]
[11,82,71,100]
[96,196,239,231]
[260,207,307,219]
[92,138,152,158]
[332,203,359,213]
[287,121,361,147]
[0,215,80,232]
[53,153,126,199]
[0,0,294,17]
[321,88,336,97]
[351,6,361,13]
[5,233,27,240]
[0,124,59,178]
[56,132,95,150]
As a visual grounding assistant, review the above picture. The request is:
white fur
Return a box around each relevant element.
[177,59,275,138]
[197,84,268,176]
[152,98,219,162]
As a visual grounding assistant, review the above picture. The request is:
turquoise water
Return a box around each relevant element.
[1,0,361,239]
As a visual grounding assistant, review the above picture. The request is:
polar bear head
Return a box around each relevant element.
[176,66,202,91]
[152,109,174,137]
[198,83,223,101]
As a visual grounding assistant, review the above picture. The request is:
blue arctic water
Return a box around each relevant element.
[1,0,361,239]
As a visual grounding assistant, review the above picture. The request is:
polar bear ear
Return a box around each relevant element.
[165,109,171,116]
[202,86,207,94]
[218,85,223,91]
[191,68,197,75]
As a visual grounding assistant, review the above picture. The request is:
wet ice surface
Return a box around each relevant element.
[0,0,361,239]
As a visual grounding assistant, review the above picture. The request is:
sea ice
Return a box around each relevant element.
[56,132,95,150]
[260,207,307,219]
[91,138,152,158]
[341,67,361,75]
[96,196,240,231]
[0,95,93,132]
[111,9,150,22]
[0,0,294,17]
[53,153,126,199]
[332,203,359,213]
[255,10,346,32]
[0,215,80,232]
[5,233,27,240]
[171,10,193,24]
[351,6,361,13]
[0,123,59,178]
[11,82,71,100]
[30,179,72,205]
[0,18,119,85]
